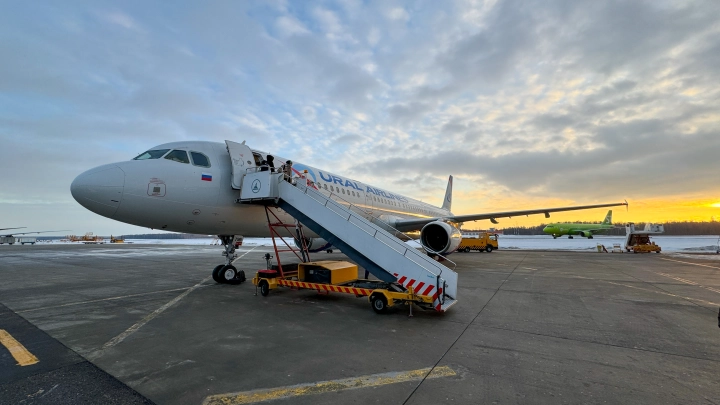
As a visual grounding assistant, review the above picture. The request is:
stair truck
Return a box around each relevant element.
[253,259,439,314]
[625,223,663,253]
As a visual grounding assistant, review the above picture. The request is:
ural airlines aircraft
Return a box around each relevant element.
[71,140,627,279]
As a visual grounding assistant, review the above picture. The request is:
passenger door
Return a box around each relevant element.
[225,140,256,189]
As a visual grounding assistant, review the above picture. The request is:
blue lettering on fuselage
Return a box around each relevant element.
[316,171,407,201]
[319,171,333,182]
[331,175,344,186]
[344,179,361,190]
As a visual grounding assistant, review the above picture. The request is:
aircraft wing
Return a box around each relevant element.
[0,227,25,231]
[391,202,628,232]
[1,230,70,236]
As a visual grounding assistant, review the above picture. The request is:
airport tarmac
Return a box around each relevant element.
[1,244,719,404]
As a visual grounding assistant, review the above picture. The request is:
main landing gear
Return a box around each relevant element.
[211,235,246,285]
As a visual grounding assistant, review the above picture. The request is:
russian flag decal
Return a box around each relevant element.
[201,173,212,182]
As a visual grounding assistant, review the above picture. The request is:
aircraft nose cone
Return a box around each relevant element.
[71,164,125,219]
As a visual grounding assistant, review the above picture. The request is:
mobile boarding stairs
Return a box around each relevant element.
[236,169,458,312]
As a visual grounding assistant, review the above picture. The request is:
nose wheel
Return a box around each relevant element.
[213,235,246,284]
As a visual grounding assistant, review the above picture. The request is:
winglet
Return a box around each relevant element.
[441,175,453,211]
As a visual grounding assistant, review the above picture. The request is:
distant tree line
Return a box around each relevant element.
[496,221,720,236]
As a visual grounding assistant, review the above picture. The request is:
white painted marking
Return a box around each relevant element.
[17,287,200,313]
[660,258,720,270]
[95,246,258,354]
[573,276,720,307]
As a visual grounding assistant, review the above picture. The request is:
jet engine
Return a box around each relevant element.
[294,237,334,253]
[579,231,594,239]
[420,220,462,255]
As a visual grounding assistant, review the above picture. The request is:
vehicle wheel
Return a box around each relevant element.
[259,280,270,296]
[326,249,333,253]
[370,295,388,314]
[568,236,573,239]
[486,245,493,253]
[464,247,471,253]
[212,265,224,283]
[219,265,238,284]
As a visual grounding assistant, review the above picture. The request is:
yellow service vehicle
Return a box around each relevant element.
[626,234,661,253]
[252,260,438,314]
[457,232,499,253]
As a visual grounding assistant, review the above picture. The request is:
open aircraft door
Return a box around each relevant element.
[364,189,374,215]
[226,140,256,190]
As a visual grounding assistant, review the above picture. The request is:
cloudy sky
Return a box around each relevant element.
[2,0,719,236]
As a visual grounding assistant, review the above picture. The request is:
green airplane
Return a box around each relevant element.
[543,210,615,239]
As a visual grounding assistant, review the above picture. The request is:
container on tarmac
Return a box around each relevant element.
[457,232,498,253]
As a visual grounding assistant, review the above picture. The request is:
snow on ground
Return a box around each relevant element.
[37,235,720,257]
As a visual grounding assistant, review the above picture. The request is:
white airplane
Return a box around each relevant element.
[71,140,627,282]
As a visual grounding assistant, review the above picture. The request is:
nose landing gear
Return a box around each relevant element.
[212,235,246,284]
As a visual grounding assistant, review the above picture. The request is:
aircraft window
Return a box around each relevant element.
[133,149,170,160]
[352,191,355,197]
[190,152,211,168]
[342,189,345,194]
[164,150,190,164]
[324,184,328,190]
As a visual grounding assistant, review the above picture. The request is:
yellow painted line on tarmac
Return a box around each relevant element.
[0,329,39,366]
[202,366,456,405]
[659,258,720,270]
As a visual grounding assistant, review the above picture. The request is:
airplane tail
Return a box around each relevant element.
[602,210,612,225]
[442,175,453,211]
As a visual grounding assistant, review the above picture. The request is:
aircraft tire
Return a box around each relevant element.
[259,280,270,296]
[370,295,388,314]
[568,236,574,239]
[486,246,493,253]
[212,265,224,283]
[219,265,238,284]
[588,235,594,239]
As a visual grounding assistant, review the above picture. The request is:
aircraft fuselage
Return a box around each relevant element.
[71,141,449,237]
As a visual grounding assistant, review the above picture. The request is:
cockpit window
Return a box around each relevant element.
[190,151,211,168]
[133,149,170,160]
[164,150,190,164]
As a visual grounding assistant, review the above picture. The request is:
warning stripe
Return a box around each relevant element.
[278,280,374,296]
[274,278,443,307]
[422,285,434,296]
[392,275,443,312]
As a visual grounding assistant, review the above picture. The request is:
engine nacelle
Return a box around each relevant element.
[420,221,462,255]
[294,237,334,252]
